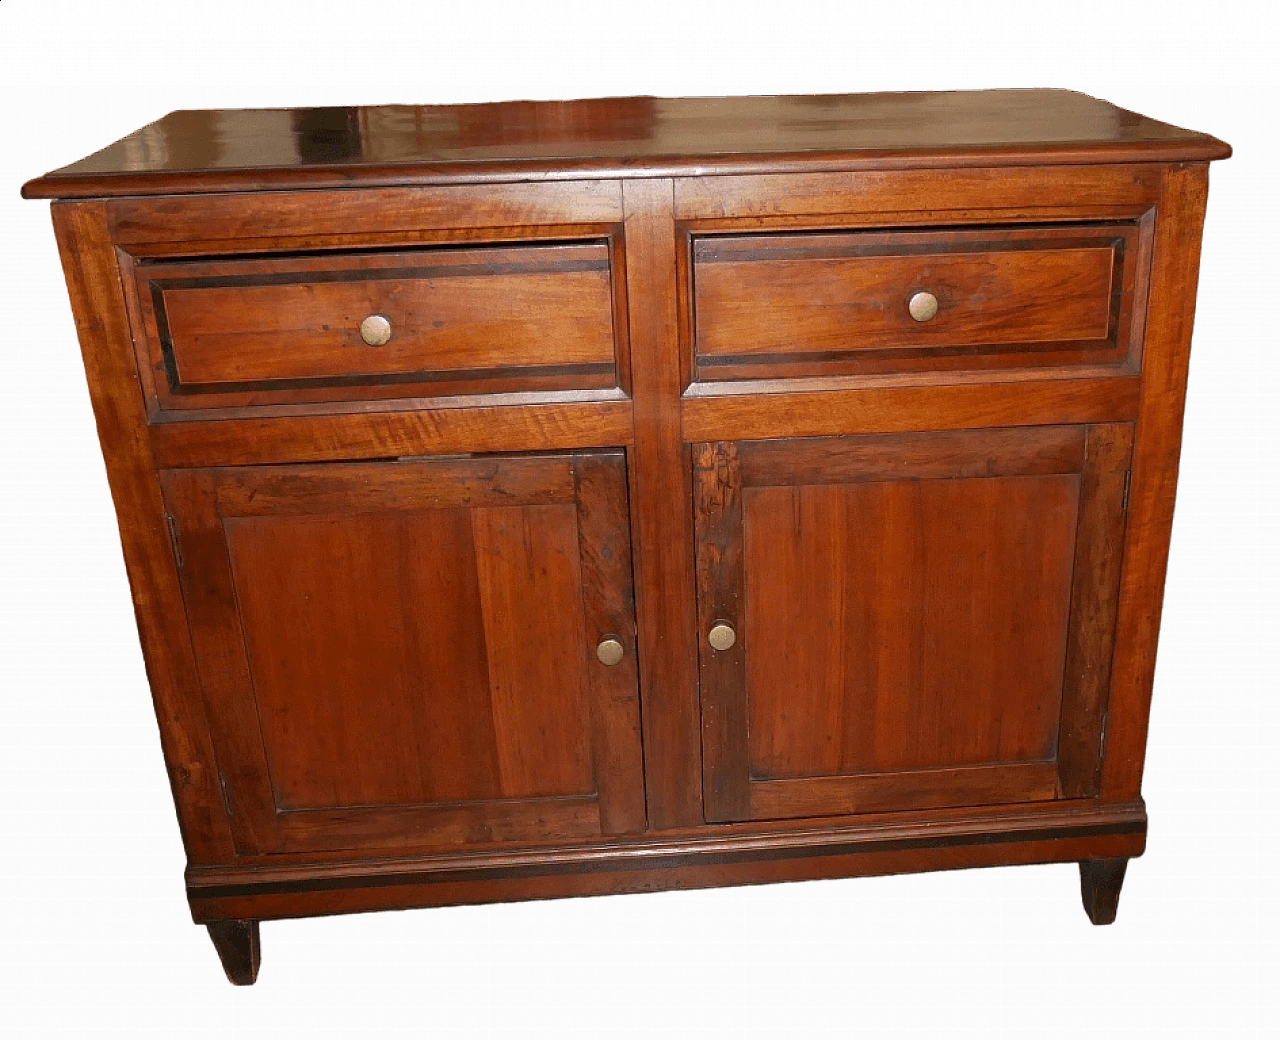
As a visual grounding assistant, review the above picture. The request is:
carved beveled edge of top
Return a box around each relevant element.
[21,144,1233,200]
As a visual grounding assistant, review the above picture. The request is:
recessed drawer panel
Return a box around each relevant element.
[692,224,1146,381]
[133,241,619,410]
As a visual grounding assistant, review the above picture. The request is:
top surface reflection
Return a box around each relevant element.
[34,92,1221,188]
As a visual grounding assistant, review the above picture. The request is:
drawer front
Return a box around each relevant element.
[133,241,619,410]
[692,224,1146,381]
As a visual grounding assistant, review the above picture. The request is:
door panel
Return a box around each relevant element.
[162,451,645,855]
[744,474,1081,777]
[227,508,515,810]
[694,425,1133,823]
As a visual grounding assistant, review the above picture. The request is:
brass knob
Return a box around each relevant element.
[360,314,393,346]
[908,291,939,322]
[708,622,737,652]
[596,636,625,666]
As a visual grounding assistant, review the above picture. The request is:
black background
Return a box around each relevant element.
[17,69,1239,993]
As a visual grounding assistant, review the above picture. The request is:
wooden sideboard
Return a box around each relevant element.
[23,91,1230,984]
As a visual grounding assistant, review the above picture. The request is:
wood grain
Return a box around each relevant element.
[737,425,1086,486]
[104,181,624,245]
[749,764,1061,819]
[694,227,1122,362]
[158,468,283,854]
[572,454,647,834]
[622,178,703,828]
[694,424,1140,824]
[211,456,577,516]
[275,798,604,853]
[206,920,260,986]
[1079,857,1129,925]
[742,474,1079,774]
[226,508,506,808]
[137,243,616,407]
[27,97,1228,968]
[51,202,236,863]
[470,504,598,798]
[1101,163,1213,799]
[674,164,1164,222]
[161,452,645,855]
[148,396,633,468]
[1057,424,1135,797]
[23,92,1228,199]
[191,798,1147,878]
[692,442,749,821]
[184,800,1148,922]
[682,374,1140,443]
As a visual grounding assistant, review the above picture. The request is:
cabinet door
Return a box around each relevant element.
[161,451,645,855]
[694,425,1132,823]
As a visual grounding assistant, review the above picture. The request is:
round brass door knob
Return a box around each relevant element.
[708,622,737,652]
[596,636,626,666]
[360,314,393,346]
[908,291,939,322]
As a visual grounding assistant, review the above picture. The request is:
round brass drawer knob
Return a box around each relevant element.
[596,636,626,667]
[708,622,737,652]
[908,291,939,322]
[360,314,393,346]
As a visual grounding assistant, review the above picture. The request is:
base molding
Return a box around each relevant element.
[187,800,1146,922]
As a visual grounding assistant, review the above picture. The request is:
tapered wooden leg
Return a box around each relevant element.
[207,919,261,985]
[1079,858,1129,925]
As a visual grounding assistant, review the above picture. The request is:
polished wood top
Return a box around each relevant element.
[22,90,1230,199]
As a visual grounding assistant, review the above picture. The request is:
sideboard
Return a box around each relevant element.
[23,90,1230,984]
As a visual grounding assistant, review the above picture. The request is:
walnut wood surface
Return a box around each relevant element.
[622,178,703,828]
[1101,164,1212,800]
[1057,425,1136,797]
[159,452,645,855]
[22,91,1228,199]
[674,164,1165,222]
[147,395,634,468]
[206,920,260,986]
[696,227,1119,352]
[136,243,617,408]
[29,93,1228,976]
[185,800,1148,922]
[694,425,1131,822]
[1079,857,1130,925]
[52,202,237,864]
[105,182,624,251]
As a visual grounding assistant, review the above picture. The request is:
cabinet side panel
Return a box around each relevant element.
[1102,163,1211,799]
[50,202,235,863]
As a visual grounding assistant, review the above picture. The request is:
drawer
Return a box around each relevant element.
[131,241,620,411]
[691,224,1148,381]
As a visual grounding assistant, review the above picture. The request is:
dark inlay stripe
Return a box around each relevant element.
[695,338,1121,369]
[167,361,618,397]
[693,231,1128,264]
[152,257,609,292]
